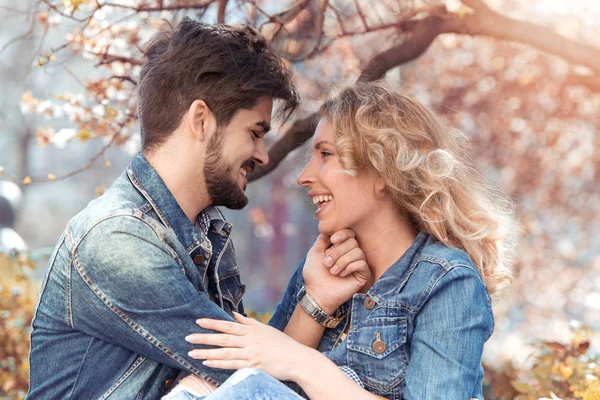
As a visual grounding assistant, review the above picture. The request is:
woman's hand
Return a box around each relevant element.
[302,229,371,313]
[187,312,310,382]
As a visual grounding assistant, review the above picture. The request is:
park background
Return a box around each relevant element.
[0,0,599,398]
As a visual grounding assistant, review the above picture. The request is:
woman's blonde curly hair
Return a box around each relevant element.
[320,82,517,294]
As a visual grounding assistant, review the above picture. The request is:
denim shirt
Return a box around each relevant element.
[27,153,245,399]
[269,232,494,400]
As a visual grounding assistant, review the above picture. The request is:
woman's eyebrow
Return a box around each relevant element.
[314,140,334,150]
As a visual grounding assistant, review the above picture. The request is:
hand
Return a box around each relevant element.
[187,313,308,382]
[302,229,370,313]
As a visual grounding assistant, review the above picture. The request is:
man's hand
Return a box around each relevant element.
[302,229,370,313]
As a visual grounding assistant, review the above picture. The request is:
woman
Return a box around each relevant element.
[169,81,516,399]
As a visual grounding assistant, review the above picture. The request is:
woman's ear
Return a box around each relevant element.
[374,176,387,199]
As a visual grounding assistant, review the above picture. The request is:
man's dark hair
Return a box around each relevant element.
[138,18,299,152]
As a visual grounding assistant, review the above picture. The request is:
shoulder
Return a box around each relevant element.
[412,240,493,321]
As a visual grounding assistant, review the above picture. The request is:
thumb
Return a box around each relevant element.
[311,234,331,253]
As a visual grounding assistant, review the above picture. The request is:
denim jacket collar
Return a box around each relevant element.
[127,152,222,254]
[367,231,430,302]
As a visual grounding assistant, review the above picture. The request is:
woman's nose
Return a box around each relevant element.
[297,161,315,187]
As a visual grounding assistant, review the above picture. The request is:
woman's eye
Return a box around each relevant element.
[321,151,332,158]
[251,131,260,139]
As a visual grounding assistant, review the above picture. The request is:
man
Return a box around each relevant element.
[27,19,362,399]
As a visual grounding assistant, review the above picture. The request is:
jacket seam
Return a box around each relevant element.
[127,167,175,233]
[72,212,184,268]
[70,248,222,388]
[27,233,66,398]
[67,337,95,399]
[98,355,147,400]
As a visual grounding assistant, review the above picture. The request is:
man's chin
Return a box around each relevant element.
[224,191,249,210]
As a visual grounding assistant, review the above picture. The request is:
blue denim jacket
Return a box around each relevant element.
[27,153,244,399]
[270,232,494,400]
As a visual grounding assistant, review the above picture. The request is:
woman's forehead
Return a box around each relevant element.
[313,119,333,145]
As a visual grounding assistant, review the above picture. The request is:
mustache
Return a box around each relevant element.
[242,160,256,173]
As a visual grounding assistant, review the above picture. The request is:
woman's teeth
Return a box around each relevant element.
[240,169,247,177]
[312,195,333,204]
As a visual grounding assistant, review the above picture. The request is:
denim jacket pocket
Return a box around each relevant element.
[347,316,409,391]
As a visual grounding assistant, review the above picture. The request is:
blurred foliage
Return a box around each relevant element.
[484,323,600,400]
[0,253,37,400]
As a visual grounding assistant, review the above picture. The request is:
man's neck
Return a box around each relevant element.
[144,147,211,224]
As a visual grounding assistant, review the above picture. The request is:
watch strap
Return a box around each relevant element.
[297,286,345,329]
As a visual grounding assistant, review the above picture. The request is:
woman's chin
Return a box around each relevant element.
[317,221,337,237]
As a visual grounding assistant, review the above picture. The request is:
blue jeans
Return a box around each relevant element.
[163,369,304,400]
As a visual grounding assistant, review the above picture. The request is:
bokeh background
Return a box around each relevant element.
[1,0,599,398]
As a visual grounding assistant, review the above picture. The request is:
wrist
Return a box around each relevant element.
[303,286,338,315]
[287,346,321,383]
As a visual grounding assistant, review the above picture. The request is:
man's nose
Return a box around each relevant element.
[253,139,269,166]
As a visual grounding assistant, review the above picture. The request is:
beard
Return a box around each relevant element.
[203,130,250,210]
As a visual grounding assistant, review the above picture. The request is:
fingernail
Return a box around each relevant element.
[331,265,339,274]
[196,319,203,325]
[324,256,333,266]
[188,351,195,357]
[185,335,192,342]
[331,235,338,243]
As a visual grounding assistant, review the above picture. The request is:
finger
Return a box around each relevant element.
[188,348,245,360]
[185,333,243,347]
[331,248,365,275]
[196,319,248,335]
[339,260,370,278]
[312,233,332,252]
[329,229,355,245]
[202,359,248,370]
[326,238,359,267]
[233,311,255,325]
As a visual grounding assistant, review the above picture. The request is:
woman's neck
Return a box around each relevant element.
[354,206,417,289]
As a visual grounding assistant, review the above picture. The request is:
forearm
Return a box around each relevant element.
[283,304,330,348]
[290,347,383,400]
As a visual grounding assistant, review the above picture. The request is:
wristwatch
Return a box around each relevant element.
[297,285,345,329]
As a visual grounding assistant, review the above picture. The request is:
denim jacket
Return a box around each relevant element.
[270,232,494,400]
[27,153,244,399]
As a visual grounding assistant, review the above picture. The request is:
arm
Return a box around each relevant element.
[71,215,237,385]
[291,347,386,400]
[403,266,494,399]
[269,258,330,349]
[270,230,370,348]
[188,314,385,400]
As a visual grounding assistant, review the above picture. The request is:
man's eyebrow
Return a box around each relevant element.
[254,121,271,133]
[315,140,334,150]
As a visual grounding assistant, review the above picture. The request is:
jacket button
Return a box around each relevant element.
[373,337,386,354]
[193,254,204,264]
[163,378,174,390]
[364,296,376,310]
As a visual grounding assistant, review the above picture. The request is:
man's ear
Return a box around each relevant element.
[187,99,216,143]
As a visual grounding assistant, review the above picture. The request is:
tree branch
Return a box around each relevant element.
[247,114,317,181]
[565,73,600,93]
[249,0,600,181]
[217,0,227,23]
